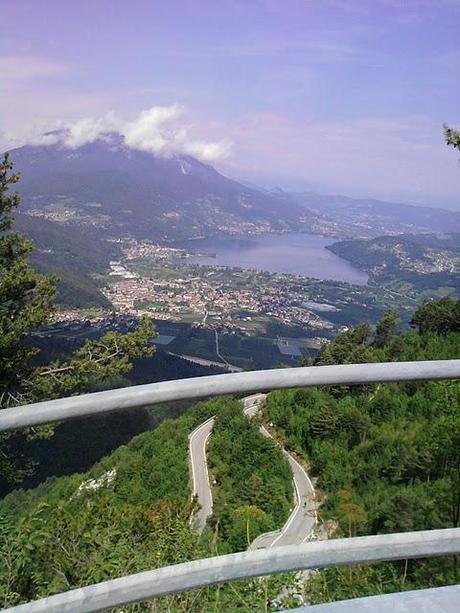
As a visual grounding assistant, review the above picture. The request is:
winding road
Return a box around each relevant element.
[189,416,215,533]
[189,393,317,547]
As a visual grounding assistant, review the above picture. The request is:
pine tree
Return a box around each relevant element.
[0,154,156,490]
[444,124,460,152]
[0,153,56,405]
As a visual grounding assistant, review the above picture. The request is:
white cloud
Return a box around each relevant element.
[65,112,121,148]
[182,139,231,161]
[122,105,184,153]
[7,105,232,163]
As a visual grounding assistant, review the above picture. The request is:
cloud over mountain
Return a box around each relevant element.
[5,106,232,163]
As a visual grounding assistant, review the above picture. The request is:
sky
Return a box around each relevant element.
[1,0,459,208]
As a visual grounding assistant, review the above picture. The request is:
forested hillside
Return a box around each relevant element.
[264,298,460,603]
[5,342,221,495]
[328,232,460,298]
[0,397,295,611]
[15,213,116,308]
[1,299,458,610]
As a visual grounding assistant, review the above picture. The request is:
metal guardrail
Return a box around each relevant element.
[294,585,460,612]
[1,359,459,430]
[2,360,460,612]
[5,529,460,613]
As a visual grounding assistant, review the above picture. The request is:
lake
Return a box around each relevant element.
[176,233,368,285]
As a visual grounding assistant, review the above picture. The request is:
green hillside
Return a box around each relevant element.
[264,300,460,604]
[0,299,459,610]
[0,397,294,611]
[328,233,460,299]
[15,213,115,308]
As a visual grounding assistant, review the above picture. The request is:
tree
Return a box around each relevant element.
[0,154,156,490]
[444,124,460,153]
[0,153,56,405]
[375,309,399,347]
[336,489,367,537]
[314,322,375,366]
[232,504,270,547]
[410,297,460,335]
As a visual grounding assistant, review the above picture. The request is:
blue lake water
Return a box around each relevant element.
[176,233,368,285]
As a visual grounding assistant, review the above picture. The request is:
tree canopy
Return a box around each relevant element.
[264,301,460,603]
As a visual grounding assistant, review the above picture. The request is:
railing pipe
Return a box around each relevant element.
[4,528,460,613]
[1,360,459,431]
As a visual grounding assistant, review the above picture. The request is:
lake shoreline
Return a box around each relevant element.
[172,232,369,286]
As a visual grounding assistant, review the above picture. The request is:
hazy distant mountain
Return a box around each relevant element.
[9,134,315,241]
[282,190,460,237]
[9,134,458,243]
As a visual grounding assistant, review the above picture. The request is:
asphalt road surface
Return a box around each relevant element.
[189,416,215,533]
[242,395,317,549]
[189,393,317,546]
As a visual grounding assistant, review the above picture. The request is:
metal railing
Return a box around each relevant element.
[1,359,460,612]
[1,360,459,431]
[5,529,460,613]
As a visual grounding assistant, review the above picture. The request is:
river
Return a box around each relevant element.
[175,233,368,285]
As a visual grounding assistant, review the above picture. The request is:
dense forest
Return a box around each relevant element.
[264,298,460,603]
[0,397,297,611]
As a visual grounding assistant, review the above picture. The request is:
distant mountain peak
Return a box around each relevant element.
[9,137,314,241]
[11,137,457,243]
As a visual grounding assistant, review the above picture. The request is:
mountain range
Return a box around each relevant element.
[284,190,460,237]
[10,133,460,243]
[10,133,313,241]
[6,133,460,307]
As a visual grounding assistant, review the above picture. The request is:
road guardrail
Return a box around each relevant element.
[2,359,460,612]
[1,360,459,431]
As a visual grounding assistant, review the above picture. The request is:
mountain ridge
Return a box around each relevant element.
[9,134,316,241]
[10,133,460,244]
[268,188,460,237]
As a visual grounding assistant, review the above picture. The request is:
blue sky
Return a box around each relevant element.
[1,0,459,207]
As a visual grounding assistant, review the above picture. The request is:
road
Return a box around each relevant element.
[214,330,241,373]
[189,416,215,533]
[168,351,243,371]
[189,393,317,547]
[242,395,317,549]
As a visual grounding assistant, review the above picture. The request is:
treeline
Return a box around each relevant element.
[207,399,292,551]
[263,297,460,603]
